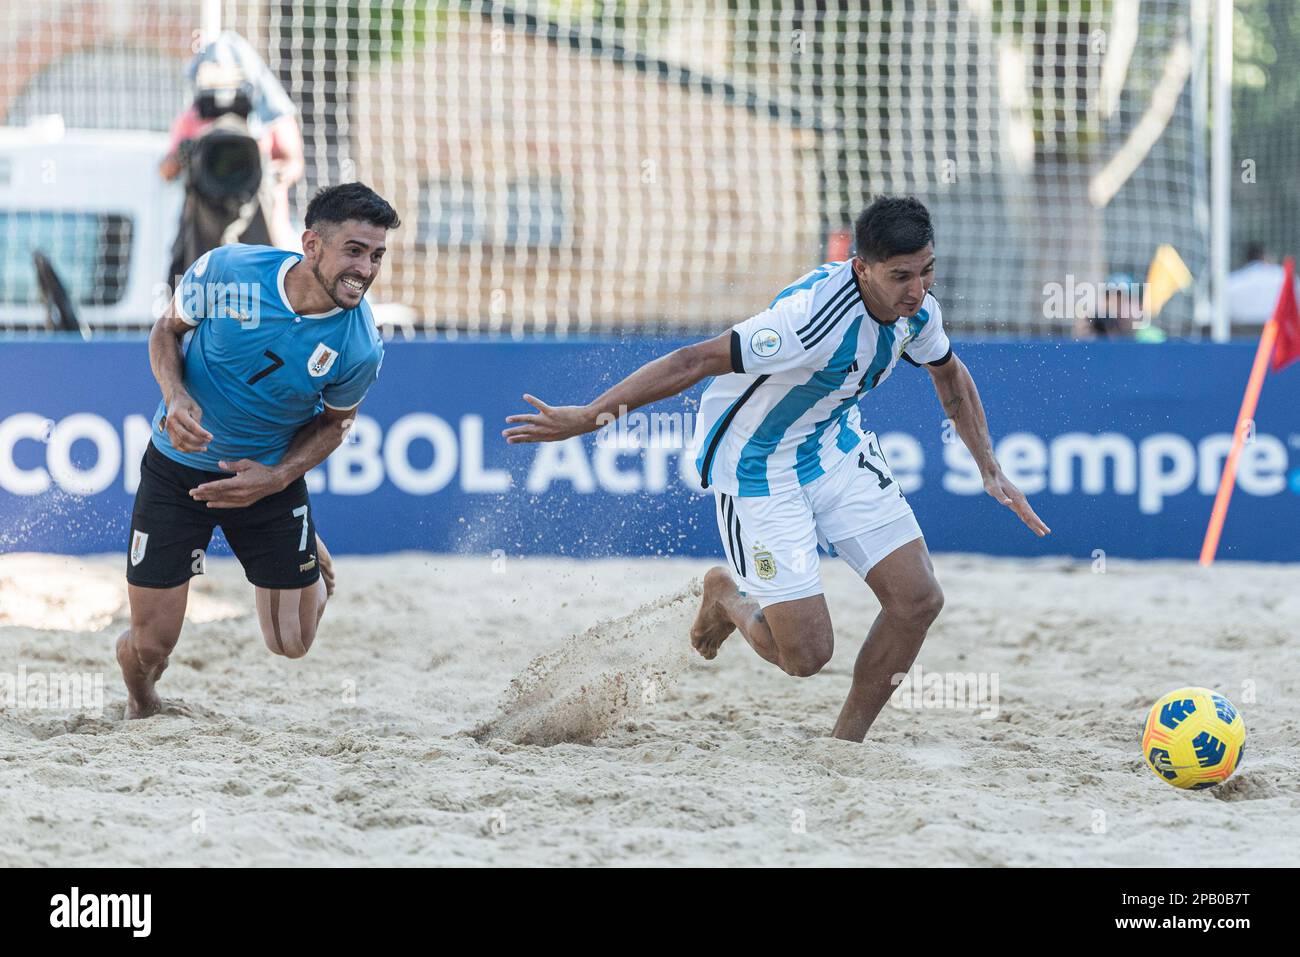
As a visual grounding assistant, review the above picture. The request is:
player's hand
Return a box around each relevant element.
[164,391,212,453]
[984,469,1051,537]
[502,394,594,444]
[189,459,285,509]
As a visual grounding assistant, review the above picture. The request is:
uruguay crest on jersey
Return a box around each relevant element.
[307,342,340,377]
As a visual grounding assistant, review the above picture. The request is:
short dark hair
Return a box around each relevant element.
[305,182,401,234]
[853,196,934,263]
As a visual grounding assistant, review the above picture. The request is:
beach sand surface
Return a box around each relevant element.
[1,551,1296,867]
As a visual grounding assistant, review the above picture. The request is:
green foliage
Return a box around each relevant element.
[988,0,1108,35]
[1234,0,1300,110]
[1231,0,1300,260]
[294,0,442,63]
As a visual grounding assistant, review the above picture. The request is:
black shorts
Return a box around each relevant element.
[127,443,321,590]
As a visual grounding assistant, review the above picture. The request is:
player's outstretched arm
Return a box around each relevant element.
[926,354,1051,537]
[149,306,212,453]
[502,332,735,444]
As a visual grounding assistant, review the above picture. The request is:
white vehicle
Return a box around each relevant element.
[0,117,182,329]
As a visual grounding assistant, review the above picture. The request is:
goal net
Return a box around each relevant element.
[1,0,1217,337]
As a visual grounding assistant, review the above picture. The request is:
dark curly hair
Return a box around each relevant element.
[305,182,401,234]
[853,196,933,263]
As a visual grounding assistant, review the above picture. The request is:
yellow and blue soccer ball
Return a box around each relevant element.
[1141,687,1246,789]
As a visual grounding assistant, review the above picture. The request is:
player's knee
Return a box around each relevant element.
[894,582,944,629]
[783,650,831,678]
[263,619,316,659]
[920,583,945,624]
[781,637,833,678]
[268,631,308,659]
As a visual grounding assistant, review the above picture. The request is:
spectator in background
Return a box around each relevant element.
[159,31,305,260]
[1074,272,1144,339]
[1227,243,1298,327]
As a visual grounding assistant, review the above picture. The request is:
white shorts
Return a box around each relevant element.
[712,433,923,607]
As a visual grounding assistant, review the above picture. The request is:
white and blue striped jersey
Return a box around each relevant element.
[690,259,951,497]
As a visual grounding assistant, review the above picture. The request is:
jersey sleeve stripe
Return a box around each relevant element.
[801,287,861,350]
[795,276,856,344]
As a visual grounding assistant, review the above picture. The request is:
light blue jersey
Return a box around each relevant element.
[152,244,384,471]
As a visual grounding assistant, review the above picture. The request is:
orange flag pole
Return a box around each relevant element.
[1198,318,1279,565]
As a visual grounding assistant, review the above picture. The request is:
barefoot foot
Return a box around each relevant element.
[690,566,739,660]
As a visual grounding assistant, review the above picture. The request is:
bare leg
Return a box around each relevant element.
[256,568,329,659]
[690,566,834,677]
[832,538,944,742]
[315,533,335,599]
[116,582,189,719]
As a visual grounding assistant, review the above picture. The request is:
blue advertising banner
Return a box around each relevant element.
[1,338,1297,561]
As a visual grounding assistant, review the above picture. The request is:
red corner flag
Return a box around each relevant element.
[1271,255,1300,372]
[1200,253,1299,564]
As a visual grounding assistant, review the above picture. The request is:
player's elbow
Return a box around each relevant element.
[148,316,177,357]
[678,333,735,381]
[926,351,965,390]
[151,302,192,341]
[321,410,355,445]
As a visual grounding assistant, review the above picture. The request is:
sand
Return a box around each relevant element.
[0,550,1297,867]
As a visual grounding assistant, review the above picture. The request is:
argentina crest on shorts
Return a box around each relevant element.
[753,547,777,580]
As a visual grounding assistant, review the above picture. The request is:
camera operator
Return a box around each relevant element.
[161,31,305,287]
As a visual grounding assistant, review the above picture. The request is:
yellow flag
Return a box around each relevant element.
[1144,244,1194,318]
